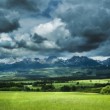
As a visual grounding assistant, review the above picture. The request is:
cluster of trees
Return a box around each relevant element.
[0,81,77,92]
[60,85,76,92]
[0,82,23,88]
[100,86,110,94]
[0,82,31,91]
[0,81,110,94]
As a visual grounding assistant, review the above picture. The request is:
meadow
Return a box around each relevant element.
[0,92,110,110]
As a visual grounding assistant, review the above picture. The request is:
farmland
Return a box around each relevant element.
[0,79,110,93]
[0,79,110,110]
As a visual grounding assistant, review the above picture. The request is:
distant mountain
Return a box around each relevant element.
[64,56,100,67]
[54,59,66,66]
[101,58,110,67]
[0,56,109,71]
[0,58,49,71]
[45,56,58,64]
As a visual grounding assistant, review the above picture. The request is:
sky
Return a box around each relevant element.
[0,0,110,60]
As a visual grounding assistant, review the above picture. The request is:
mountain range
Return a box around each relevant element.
[0,56,110,71]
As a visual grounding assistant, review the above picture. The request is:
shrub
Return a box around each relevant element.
[36,88,40,92]
[23,86,30,91]
[94,83,110,88]
[76,82,79,85]
[41,85,55,91]
[9,87,22,91]
[100,85,110,94]
[90,88,101,93]
[60,85,71,92]
[71,85,76,91]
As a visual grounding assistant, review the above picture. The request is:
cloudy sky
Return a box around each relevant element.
[0,0,110,59]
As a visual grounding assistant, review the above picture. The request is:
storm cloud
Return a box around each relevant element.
[7,0,39,12]
[0,9,19,33]
[0,0,110,59]
[51,0,110,53]
[31,33,47,43]
[0,0,51,14]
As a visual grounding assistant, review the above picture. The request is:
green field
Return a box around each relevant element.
[0,92,110,110]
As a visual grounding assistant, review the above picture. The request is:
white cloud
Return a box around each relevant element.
[14,33,31,42]
[90,56,110,61]
[0,33,16,48]
[41,40,60,49]
[0,33,11,41]
[33,18,65,36]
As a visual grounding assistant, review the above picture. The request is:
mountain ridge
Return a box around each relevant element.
[0,56,109,71]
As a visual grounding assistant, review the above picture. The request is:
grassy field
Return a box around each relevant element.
[0,92,110,110]
[52,79,110,89]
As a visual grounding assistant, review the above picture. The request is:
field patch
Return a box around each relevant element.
[0,92,110,110]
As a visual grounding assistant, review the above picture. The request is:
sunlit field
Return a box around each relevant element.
[0,92,110,110]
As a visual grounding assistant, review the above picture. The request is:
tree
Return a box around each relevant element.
[24,86,30,91]
[41,85,55,91]
[60,85,71,92]
[71,85,76,91]
[100,85,110,94]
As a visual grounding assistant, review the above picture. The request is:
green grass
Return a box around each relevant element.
[53,79,110,89]
[0,92,110,110]
[75,79,110,84]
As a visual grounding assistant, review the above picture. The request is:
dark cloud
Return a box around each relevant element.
[7,0,39,12]
[31,33,47,43]
[0,9,20,33]
[0,0,51,32]
[16,40,27,48]
[0,0,51,14]
[6,33,55,52]
[87,39,110,56]
[52,0,110,54]
[0,52,13,59]
[0,16,19,33]
[0,0,110,58]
